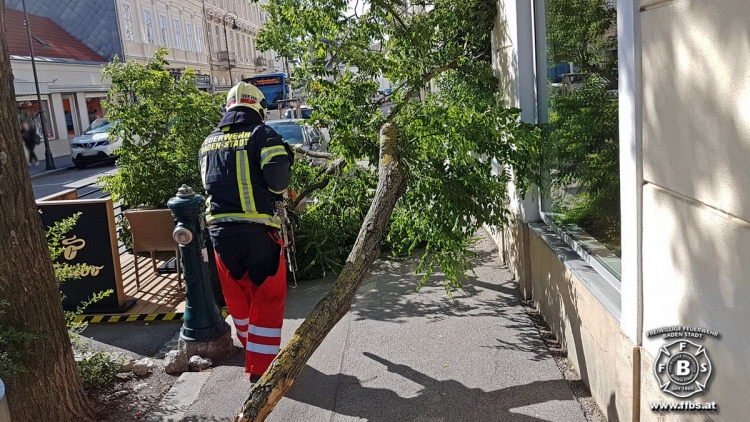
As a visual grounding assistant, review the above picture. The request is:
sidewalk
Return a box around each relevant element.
[157,233,587,422]
[28,154,74,180]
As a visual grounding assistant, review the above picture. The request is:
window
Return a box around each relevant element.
[173,19,182,49]
[538,0,621,277]
[159,15,169,46]
[251,37,253,61]
[185,23,194,51]
[215,24,221,51]
[143,10,154,44]
[122,4,134,41]
[196,27,205,53]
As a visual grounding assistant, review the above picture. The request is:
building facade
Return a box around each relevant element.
[491,0,749,420]
[7,0,281,93]
[7,8,109,159]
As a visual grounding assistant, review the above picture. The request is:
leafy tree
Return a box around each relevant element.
[0,1,94,416]
[100,48,223,208]
[233,0,539,419]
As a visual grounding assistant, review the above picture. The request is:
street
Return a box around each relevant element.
[32,163,116,199]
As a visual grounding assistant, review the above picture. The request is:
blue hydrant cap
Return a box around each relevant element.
[176,184,195,198]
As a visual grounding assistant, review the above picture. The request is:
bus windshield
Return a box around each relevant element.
[244,74,287,108]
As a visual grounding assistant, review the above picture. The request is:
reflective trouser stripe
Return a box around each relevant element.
[248,325,282,337]
[246,342,280,355]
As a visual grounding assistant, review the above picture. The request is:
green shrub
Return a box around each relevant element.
[100,48,223,208]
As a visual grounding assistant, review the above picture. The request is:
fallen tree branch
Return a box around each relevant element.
[290,157,346,210]
[234,122,407,422]
[292,145,335,160]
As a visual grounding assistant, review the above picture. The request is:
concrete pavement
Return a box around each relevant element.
[28,154,74,180]
[31,162,116,199]
[157,233,587,422]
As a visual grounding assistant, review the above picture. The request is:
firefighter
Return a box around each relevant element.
[199,82,294,382]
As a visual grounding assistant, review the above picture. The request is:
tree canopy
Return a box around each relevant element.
[259,0,539,293]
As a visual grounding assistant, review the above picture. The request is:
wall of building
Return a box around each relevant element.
[117,0,209,68]
[528,228,634,421]
[7,0,122,61]
[639,0,750,417]
[13,59,109,158]
[489,0,749,419]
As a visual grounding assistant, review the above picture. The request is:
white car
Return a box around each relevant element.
[70,119,121,169]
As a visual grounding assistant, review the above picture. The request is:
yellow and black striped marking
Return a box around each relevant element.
[75,310,230,324]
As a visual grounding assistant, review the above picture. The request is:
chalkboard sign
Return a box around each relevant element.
[37,199,131,313]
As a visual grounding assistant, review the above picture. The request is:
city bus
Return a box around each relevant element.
[242,73,289,109]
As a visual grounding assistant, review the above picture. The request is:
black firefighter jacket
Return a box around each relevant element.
[199,109,294,228]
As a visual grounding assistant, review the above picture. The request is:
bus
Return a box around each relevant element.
[242,73,289,109]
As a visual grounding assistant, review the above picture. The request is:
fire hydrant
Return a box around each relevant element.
[168,185,229,344]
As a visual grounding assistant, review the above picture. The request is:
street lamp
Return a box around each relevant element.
[21,0,55,170]
[222,11,239,87]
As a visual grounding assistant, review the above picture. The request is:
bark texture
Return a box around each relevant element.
[234,123,406,421]
[0,2,95,420]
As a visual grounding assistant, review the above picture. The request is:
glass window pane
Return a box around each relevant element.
[143,10,154,44]
[541,0,621,271]
[173,19,182,49]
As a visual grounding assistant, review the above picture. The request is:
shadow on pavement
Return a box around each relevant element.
[287,355,576,422]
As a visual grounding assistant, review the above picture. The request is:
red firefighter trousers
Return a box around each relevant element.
[213,231,287,377]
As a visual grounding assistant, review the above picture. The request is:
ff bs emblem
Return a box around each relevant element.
[653,340,712,398]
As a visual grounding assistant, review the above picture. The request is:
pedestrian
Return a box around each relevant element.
[199,82,295,383]
[64,110,74,134]
[20,120,40,165]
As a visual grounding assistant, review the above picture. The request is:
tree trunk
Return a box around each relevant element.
[234,123,406,422]
[0,2,95,420]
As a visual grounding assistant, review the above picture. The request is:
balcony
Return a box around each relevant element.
[212,51,237,69]
[254,57,267,68]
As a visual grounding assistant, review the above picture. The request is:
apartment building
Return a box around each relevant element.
[7,0,280,92]
[8,8,109,159]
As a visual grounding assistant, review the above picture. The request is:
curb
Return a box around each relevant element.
[146,372,212,422]
[74,310,229,324]
[30,164,74,181]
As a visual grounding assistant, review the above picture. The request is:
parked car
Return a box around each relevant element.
[69,118,121,169]
[282,106,314,120]
[265,119,327,153]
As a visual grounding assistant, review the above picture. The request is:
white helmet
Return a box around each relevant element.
[226,82,268,121]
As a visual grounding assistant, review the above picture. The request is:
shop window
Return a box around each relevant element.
[16,99,55,139]
[537,0,621,277]
[86,97,105,124]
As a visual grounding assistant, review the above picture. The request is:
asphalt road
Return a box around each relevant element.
[32,162,117,199]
